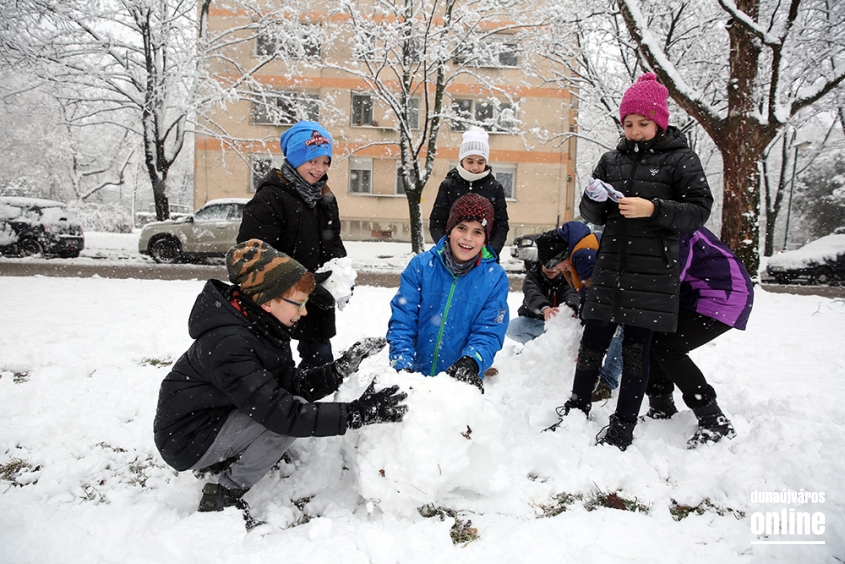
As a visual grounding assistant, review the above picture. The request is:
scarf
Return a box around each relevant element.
[230,289,291,348]
[457,164,490,184]
[442,239,479,277]
[280,161,326,209]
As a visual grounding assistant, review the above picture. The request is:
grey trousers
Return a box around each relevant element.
[191,409,296,490]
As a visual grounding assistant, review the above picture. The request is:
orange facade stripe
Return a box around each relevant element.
[196,137,570,165]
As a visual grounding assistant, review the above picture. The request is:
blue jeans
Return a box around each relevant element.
[297,339,333,370]
[506,316,546,344]
[599,327,623,390]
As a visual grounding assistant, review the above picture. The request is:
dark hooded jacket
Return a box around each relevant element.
[517,265,580,320]
[237,169,346,342]
[579,126,713,333]
[153,279,348,471]
[428,167,510,257]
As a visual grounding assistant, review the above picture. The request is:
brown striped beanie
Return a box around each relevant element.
[226,239,307,304]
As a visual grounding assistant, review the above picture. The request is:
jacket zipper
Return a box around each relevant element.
[612,159,641,319]
[430,273,459,376]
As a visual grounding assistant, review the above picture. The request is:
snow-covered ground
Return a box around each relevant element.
[1,233,844,563]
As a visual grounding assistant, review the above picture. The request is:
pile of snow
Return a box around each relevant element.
[1,274,844,563]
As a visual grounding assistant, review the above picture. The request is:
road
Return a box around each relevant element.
[1,259,843,297]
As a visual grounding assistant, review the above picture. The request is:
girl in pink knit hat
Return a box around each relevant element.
[550,73,714,452]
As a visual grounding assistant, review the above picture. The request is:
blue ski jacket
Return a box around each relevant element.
[387,237,509,376]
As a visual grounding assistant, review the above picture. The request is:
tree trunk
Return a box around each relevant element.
[406,185,425,254]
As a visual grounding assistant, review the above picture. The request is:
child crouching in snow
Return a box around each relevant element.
[153,239,407,516]
[386,193,509,393]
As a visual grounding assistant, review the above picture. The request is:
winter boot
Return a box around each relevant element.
[596,414,636,451]
[591,380,612,402]
[192,455,239,479]
[645,393,678,420]
[687,402,736,449]
[197,482,249,513]
[484,367,499,377]
[542,399,590,432]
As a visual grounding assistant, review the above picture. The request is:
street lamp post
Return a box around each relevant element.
[782,141,812,251]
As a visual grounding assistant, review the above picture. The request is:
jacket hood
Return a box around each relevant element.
[187,279,252,340]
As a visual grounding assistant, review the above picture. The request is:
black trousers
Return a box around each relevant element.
[570,319,653,423]
[647,308,732,409]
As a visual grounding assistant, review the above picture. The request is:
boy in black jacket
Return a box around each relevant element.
[154,239,407,514]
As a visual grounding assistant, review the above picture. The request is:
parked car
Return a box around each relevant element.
[510,233,540,270]
[766,234,845,285]
[138,198,250,263]
[0,196,85,258]
[134,203,192,228]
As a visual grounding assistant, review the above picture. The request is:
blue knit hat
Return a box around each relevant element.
[279,121,333,169]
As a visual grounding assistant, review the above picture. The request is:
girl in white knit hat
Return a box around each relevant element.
[428,125,510,259]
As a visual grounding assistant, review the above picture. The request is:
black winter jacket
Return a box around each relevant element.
[153,280,348,471]
[428,167,510,256]
[517,265,580,319]
[580,126,713,333]
[237,169,346,342]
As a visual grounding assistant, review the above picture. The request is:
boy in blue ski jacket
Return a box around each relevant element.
[387,194,509,392]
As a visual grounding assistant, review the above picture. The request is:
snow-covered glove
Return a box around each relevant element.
[333,337,387,379]
[313,270,332,284]
[308,284,335,310]
[446,356,484,393]
[345,380,408,429]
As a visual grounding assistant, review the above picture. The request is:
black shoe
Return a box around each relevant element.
[596,414,636,451]
[645,393,678,420]
[591,381,612,402]
[688,402,735,448]
[542,400,590,432]
[197,483,249,513]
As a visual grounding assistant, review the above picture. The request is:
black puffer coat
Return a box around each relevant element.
[153,280,348,471]
[237,169,346,342]
[428,167,510,256]
[517,265,580,320]
[580,126,713,333]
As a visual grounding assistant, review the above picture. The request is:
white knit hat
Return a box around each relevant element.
[459,126,490,161]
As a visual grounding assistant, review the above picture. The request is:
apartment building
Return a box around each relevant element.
[194,4,578,244]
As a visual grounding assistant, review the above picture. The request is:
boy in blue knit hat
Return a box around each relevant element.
[238,120,347,370]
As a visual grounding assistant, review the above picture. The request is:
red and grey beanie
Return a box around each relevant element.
[619,73,669,130]
[226,239,307,305]
[446,193,495,243]
[279,120,333,169]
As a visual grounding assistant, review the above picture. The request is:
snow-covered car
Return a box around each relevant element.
[510,233,540,270]
[765,234,845,285]
[0,196,85,258]
[138,198,250,263]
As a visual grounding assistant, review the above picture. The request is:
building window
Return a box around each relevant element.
[396,164,407,195]
[354,30,377,61]
[351,94,374,126]
[251,92,319,126]
[408,98,420,130]
[349,158,373,194]
[491,164,516,199]
[256,26,321,59]
[250,157,276,192]
[454,35,519,68]
[451,98,516,133]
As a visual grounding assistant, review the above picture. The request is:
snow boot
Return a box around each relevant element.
[687,402,736,449]
[197,482,249,513]
[645,393,678,420]
[192,455,239,479]
[596,414,636,451]
[591,380,612,402]
[542,399,590,432]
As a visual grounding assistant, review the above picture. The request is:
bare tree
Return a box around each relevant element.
[615,0,845,272]
[0,0,283,220]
